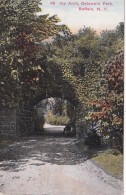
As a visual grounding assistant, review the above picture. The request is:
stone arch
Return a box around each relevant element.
[0,63,79,137]
[33,92,78,132]
[30,91,78,108]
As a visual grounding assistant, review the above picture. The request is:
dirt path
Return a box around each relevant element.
[0,124,123,195]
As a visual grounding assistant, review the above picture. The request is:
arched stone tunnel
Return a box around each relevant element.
[0,83,79,137]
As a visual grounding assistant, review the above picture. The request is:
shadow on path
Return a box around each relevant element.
[0,125,92,172]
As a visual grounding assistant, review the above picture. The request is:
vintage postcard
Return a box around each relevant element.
[0,0,124,194]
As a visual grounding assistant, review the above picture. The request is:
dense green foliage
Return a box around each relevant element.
[87,51,123,152]
[47,23,124,151]
[0,0,69,107]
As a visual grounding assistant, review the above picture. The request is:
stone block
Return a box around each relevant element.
[11,125,16,131]
[0,125,10,131]
[0,116,5,121]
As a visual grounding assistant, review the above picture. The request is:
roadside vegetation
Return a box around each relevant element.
[46,110,70,126]
[78,143,123,179]
[92,150,123,179]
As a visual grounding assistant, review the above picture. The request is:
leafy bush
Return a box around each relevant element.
[86,51,124,152]
[84,129,101,148]
[46,111,70,125]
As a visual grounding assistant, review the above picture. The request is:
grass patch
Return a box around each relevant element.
[92,150,123,180]
[0,136,15,149]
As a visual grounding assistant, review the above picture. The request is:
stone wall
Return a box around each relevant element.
[0,108,17,136]
[16,106,35,136]
[0,106,35,137]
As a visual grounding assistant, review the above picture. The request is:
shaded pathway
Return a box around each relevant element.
[0,124,123,195]
[0,124,87,170]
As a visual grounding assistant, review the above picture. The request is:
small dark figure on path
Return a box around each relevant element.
[63,123,76,137]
